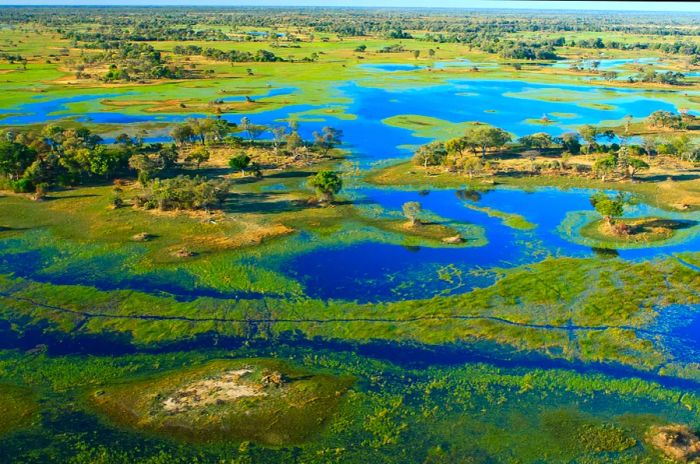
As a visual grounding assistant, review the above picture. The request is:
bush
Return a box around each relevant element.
[11,178,34,193]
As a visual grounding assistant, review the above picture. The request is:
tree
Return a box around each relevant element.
[672,134,696,162]
[641,135,658,157]
[445,137,470,156]
[146,175,230,211]
[413,50,421,60]
[579,125,614,154]
[128,153,162,185]
[519,132,552,151]
[559,132,581,155]
[286,130,303,154]
[309,170,342,203]
[85,145,120,177]
[228,154,251,176]
[207,118,232,143]
[460,155,484,179]
[185,146,210,168]
[187,118,208,144]
[593,155,617,182]
[589,192,626,225]
[579,125,599,154]
[402,201,422,226]
[647,110,684,130]
[270,126,288,153]
[313,126,343,155]
[171,123,196,145]
[158,144,179,169]
[413,141,447,168]
[465,126,512,157]
[0,140,36,180]
[240,117,267,142]
[627,157,650,178]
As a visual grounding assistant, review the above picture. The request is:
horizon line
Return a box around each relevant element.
[0,2,698,14]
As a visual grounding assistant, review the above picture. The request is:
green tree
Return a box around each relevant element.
[129,153,162,185]
[593,155,617,182]
[627,157,650,178]
[0,140,36,180]
[171,123,196,145]
[228,154,251,176]
[85,145,119,177]
[461,155,485,179]
[465,126,512,157]
[240,117,267,142]
[185,146,210,168]
[589,192,626,225]
[309,170,342,203]
[413,141,447,168]
[559,132,581,155]
[519,132,553,151]
[579,125,599,154]
[286,131,303,154]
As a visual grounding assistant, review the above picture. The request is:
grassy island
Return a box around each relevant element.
[581,217,697,246]
[91,359,353,445]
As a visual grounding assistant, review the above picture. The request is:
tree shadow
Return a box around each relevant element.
[639,173,700,182]
[265,170,314,179]
[641,219,697,231]
[44,193,100,201]
[222,192,308,214]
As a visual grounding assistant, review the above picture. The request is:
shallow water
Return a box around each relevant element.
[0,77,697,303]
[280,186,700,302]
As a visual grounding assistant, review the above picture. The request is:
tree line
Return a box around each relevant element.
[413,111,698,181]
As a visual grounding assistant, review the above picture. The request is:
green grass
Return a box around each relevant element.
[382,114,485,140]
[91,358,354,445]
[0,385,38,436]
[462,204,537,230]
[0,347,695,462]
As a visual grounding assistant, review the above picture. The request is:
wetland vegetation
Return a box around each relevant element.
[0,4,699,463]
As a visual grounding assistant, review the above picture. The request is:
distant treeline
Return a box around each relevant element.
[173,45,283,63]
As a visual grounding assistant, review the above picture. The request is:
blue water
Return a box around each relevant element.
[359,63,425,72]
[280,186,700,302]
[551,57,661,70]
[216,79,693,167]
[0,76,698,303]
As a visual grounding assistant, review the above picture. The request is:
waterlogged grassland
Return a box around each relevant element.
[2,16,700,463]
[3,23,700,129]
[91,359,354,445]
[0,348,698,462]
[367,160,700,212]
[382,114,484,141]
[557,210,700,251]
[0,253,698,377]
[0,385,39,436]
[461,204,537,231]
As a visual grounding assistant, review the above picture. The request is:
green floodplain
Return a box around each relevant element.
[0,5,700,463]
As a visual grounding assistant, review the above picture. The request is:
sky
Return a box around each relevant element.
[0,1,698,12]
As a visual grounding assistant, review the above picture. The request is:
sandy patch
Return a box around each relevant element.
[162,368,265,413]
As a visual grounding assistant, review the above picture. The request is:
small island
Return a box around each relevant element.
[90,359,353,445]
[583,192,696,246]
